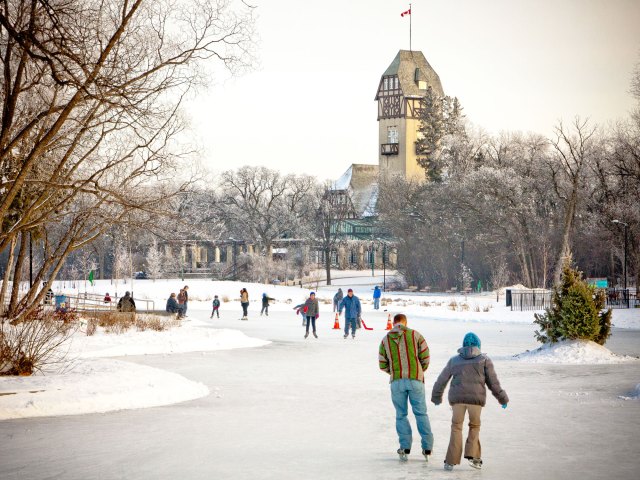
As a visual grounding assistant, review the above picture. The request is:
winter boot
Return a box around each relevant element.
[397,448,410,461]
[468,458,482,470]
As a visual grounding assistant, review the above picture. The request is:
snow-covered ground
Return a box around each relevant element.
[1,276,639,479]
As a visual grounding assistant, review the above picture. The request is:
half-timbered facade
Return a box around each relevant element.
[375,50,444,179]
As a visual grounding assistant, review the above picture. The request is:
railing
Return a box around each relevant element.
[508,289,552,311]
[380,143,399,155]
[605,289,639,309]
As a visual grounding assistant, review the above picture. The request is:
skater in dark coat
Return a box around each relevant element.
[261,293,274,316]
[166,293,180,314]
[333,288,343,312]
[211,295,220,318]
[431,332,509,471]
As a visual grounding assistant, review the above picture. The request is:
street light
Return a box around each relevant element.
[612,220,628,291]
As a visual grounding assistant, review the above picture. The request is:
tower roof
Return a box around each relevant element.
[377,50,444,98]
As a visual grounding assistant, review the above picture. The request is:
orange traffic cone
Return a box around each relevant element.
[385,314,393,330]
[333,313,341,330]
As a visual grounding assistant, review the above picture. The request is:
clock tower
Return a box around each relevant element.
[375,50,444,179]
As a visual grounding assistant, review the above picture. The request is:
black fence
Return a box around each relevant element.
[507,289,553,312]
[605,289,639,309]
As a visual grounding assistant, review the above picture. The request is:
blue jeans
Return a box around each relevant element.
[390,379,434,451]
[374,298,380,309]
[344,317,357,336]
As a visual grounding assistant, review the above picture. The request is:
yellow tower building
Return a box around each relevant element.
[375,50,444,180]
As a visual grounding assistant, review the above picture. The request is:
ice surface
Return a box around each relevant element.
[1,277,639,479]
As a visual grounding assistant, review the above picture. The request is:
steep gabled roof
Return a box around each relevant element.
[376,50,444,99]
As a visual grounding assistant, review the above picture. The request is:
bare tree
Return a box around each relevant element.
[548,118,598,284]
[0,0,255,321]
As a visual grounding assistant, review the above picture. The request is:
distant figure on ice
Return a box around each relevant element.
[177,285,189,316]
[302,292,319,339]
[293,302,306,326]
[240,288,249,320]
[117,291,136,312]
[373,286,382,310]
[211,295,220,318]
[431,332,509,471]
[339,289,361,339]
[166,293,182,316]
[333,288,343,312]
[379,313,433,462]
[103,292,112,304]
[261,293,274,316]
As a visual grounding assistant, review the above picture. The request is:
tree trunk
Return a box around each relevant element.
[8,232,28,317]
[324,247,332,286]
[0,235,17,316]
[554,185,578,285]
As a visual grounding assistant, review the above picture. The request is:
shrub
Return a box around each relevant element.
[0,307,78,375]
[534,259,612,345]
[97,311,135,334]
[448,300,457,311]
[136,314,178,332]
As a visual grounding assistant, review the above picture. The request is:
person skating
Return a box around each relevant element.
[373,285,381,310]
[261,293,274,316]
[431,332,509,471]
[211,295,220,318]
[293,302,306,326]
[379,313,433,462]
[240,288,249,320]
[333,288,343,313]
[339,288,361,339]
[302,292,319,338]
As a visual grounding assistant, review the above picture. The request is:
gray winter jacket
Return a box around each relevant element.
[303,298,319,317]
[431,346,509,407]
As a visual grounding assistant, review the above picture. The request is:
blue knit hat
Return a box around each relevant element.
[463,332,481,349]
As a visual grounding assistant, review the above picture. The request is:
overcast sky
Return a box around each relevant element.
[186,0,640,181]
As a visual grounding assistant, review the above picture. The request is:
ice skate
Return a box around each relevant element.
[444,463,454,471]
[343,334,348,339]
[304,332,309,339]
[468,458,482,470]
[313,332,318,338]
[397,448,410,461]
[422,449,430,462]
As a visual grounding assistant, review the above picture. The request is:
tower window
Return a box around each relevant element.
[387,127,398,144]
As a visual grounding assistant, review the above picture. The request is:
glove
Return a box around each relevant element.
[502,404,507,409]
[315,314,319,319]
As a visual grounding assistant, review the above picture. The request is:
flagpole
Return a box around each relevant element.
[409,3,412,51]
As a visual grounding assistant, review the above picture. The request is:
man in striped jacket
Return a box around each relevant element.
[379,313,434,462]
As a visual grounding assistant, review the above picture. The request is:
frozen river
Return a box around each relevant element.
[1,306,639,480]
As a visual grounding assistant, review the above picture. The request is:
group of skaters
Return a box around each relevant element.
[379,313,509,471]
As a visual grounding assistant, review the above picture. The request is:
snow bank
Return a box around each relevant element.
[0,358,209,420]
[514,340,639,365]
[618,384,640,401]
[70,323,270,358]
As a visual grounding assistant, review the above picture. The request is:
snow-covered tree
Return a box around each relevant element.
[145,240,164,281]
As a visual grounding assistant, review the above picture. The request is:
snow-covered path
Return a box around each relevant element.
[1,305,639,480]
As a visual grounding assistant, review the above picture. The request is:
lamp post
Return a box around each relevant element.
[612,220,628,291]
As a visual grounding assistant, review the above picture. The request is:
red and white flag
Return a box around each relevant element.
[401,8,411,17]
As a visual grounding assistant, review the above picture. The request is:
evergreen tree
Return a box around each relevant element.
[534,259,612,345]
[416,88,464,181]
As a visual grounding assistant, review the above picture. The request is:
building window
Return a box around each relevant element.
[387,127,398,144]
[383,78,388,90]
[394,77,399,89]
